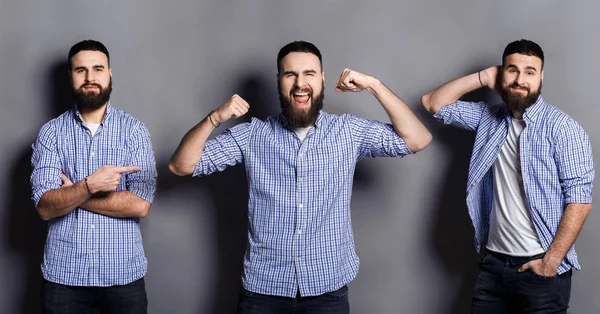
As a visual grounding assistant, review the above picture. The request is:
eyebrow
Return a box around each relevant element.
[73,65,106,71]
[506,64,538,72]
[283,69,318,76]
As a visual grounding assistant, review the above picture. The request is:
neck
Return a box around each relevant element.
[78,103,107,124]
[511,110,524,120]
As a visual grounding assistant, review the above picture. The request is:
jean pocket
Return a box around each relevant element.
[527,269,557,281]
[478,253,491,264]
[325,285,349,299]
[240,287,257,297]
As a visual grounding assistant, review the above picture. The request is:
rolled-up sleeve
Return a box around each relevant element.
[126,122,157,203]
[554,119,594,204]
[30,122,62,207]
[433,100,487,131]
[193,122,251,177]
[347,114,412,160]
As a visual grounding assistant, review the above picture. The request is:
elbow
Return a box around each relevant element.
[168,161,193,177]
[421,93,439,114]
[135,201,151,218]
[36,206,51,221]
[406,132,433,153]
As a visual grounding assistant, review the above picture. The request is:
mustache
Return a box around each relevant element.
[509,83,530,91]
[80,83,102,90]
[290,87,312,95]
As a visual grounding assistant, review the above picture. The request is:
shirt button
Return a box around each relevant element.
[89,250,95,253]
[471,183,476,187]
[295,257,299,261]
[297,230,302,234]
[298,154,303,159]
[90,152,95,157]
[299,178,303,182]
[90,224,95,229]
[299,204,303,209]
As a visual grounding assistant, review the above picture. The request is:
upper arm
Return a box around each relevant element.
[433,100,487,131]
[30,122,62,207]
[193,122,251,176]
[554,120,594,204]
[349,115,412,160]
[126,123,157,204]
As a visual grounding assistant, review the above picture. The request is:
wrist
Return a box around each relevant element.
[207,111,220,128]
[84,177,94,195]
[366,77,382,94]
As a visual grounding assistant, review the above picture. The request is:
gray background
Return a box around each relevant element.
[1,0,598,313]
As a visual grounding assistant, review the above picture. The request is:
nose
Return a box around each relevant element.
[295,75,306,88]
[514,73,524,85]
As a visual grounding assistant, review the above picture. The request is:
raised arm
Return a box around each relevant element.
[169,94,249,176]
[335,68,431,152]
[422,66,499,114]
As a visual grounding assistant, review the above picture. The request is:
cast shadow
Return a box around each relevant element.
[427,88,500,314]
[4,60,71,314]
[156,73,277,314]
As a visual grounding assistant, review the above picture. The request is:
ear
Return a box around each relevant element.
[321,71,325,82]
[540,69,544,83]
[109,67,113,78]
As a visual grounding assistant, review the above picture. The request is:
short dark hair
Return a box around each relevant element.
[277,41,322,73]
[502,39,544,69]
[68,40,110,70]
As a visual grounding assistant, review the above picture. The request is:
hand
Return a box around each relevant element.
[335,68,376,93]
[211,94,250,125]
[60,173,73,188]
[518,258,559,277]
[480,66,501,92]
[87,165,140,194]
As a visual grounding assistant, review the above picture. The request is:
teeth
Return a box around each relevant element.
[294,92,309,96]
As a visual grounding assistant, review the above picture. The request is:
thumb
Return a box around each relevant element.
[61,173,68,181]
[518,262,531,273]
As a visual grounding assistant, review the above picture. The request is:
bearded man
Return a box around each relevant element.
[30,39,157,314]
[422,39,594,314]
[169,40,431,314]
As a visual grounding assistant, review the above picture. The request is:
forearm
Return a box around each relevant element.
[422,72,483,114]
[37,180,91,220]
[367,79,432,152]
[544,203,592,267]
[80,191,151,218]
[169,114,216,176]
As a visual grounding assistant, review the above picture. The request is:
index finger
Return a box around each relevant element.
[115,166,141,173]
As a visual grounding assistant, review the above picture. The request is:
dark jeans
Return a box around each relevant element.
[236,285,350,314]
[472,251,572,314]
[42,277,147,314]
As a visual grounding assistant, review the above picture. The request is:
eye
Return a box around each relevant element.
[526,71,534,76]
[508,69,516,73]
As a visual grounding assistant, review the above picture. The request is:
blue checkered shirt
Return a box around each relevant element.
[194,111,412,297]
[434,96,594,274]
[30,103,157,286]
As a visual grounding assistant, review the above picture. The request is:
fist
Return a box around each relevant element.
[211,94,250,125]
[335,68,375,92]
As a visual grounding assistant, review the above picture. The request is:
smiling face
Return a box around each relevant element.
[499,53,544,113]
[277,52,325,128]
[69,50,112,112]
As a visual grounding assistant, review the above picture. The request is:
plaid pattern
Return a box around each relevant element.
[434,96,594,274]
[30,103,157,286]
[194,111,412,297]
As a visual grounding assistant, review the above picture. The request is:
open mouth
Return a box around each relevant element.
[292,91,311,107]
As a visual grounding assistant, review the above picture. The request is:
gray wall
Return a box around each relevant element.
[1,0,599,313]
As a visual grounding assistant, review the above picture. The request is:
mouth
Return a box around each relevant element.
[291,91,311,107]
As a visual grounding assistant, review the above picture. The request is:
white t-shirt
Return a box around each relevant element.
[486,118,545,256]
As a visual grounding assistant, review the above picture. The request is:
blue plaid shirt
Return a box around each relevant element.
[194,111,412,297]
[434,96,594,274]
[30,103,157,286]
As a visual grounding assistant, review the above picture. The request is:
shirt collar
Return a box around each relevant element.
[279,110,325,130]
[73,101,114,126]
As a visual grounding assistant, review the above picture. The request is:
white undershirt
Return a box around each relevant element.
[83,122,100,136]
[486,118,545,256]
[294,126,312,142]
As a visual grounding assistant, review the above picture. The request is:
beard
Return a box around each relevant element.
[500,81,542,113]
[278,83,324,128]
[72,78,112,112]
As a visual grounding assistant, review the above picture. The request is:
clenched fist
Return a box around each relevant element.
[210,94,250,125]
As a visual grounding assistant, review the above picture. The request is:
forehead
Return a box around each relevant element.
[504,53,542,70]
[280,52,321,72]
[70,50,109,69]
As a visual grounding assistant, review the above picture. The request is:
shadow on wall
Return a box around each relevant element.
[4,60,72,314]
[426,87,499,314]
[156,73,278,314]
